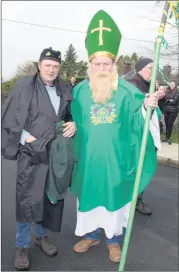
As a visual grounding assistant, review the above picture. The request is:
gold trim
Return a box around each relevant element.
[88,51,117,62]
[91,20,112,46]
[159,24,165,35]
[163,10,168,17]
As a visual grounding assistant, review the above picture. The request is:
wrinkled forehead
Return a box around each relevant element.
[39,59,60,67]
[91,56,114,65]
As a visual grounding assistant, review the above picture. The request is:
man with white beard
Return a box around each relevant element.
[70,10,161,263]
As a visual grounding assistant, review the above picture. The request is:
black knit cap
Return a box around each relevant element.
[39,47,61,63]
[135,58,153,73]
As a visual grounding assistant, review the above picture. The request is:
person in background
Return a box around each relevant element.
[162,81,179,145]
[156,80,166,133]
[129,58,165,216]
[66,76,77,93]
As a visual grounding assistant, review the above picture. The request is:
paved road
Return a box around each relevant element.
[1,159,178,271]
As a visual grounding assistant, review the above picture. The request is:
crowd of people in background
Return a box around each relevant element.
[156,80,179,145]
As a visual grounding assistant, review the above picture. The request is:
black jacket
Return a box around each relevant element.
[128,73,156,119]
[163,90,179,113]
[158,97,165,113]
[2,74,73,160]
[128,73,150,94]
[66,82,76,93]
[1,74,73,228]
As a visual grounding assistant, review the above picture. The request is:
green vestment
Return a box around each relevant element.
[70,78,157,212]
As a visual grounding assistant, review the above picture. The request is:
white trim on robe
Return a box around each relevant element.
[142,106,161,150]
[75,201,131,239]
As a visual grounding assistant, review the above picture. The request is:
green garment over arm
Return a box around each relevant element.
[45,123,74,204]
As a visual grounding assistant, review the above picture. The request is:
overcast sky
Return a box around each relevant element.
[2,1,178,80]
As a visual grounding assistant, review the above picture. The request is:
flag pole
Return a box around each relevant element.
[118,1,170,271]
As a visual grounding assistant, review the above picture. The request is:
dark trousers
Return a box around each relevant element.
[159,120,164,133]
[164,111,178,140]
[137,192,144,203]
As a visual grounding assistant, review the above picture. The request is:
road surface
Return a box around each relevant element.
[1,159,178,271]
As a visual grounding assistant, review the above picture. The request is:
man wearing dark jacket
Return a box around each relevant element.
[1,47,76,270]
[128,58,165,216]
[66,76,76,93]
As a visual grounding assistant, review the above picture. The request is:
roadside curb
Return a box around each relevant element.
[157,156,179,168]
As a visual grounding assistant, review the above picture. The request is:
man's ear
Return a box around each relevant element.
[38,62,41,71]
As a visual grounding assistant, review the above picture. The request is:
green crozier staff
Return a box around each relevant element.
[118,1,171,271]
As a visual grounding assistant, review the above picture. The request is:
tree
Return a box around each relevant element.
[123,55,131,61]
[116,56,125,75]
[143,1,179,75]
[16,61,38,77]
[76,60,88,77]
[1,75,20,106]
[131,52,139,62]
[160,44,179,61]
[61,44,78,79]
[116,53,141,76]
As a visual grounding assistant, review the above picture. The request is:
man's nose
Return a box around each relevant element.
[99,64,105,71]
[49,66,53,72]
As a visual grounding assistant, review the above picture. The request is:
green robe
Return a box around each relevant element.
[70,78,157,212]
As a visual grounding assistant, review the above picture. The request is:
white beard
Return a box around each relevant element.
[88,65,118,105]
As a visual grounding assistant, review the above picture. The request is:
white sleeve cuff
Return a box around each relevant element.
[20,130,30,145]
[141,106,161,150]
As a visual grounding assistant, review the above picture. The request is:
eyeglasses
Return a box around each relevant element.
[145,66,153,70]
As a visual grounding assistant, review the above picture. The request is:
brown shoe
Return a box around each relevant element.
[35,237,58,256]
[107,244,121,263]
[15,248,30,270]
[73,239,100,253]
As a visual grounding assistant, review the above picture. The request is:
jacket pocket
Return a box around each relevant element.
[25,139,49,165]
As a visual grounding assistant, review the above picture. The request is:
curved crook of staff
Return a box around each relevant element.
[118,1,170,271]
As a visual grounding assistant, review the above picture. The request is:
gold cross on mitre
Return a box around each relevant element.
[91,20,111,46]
